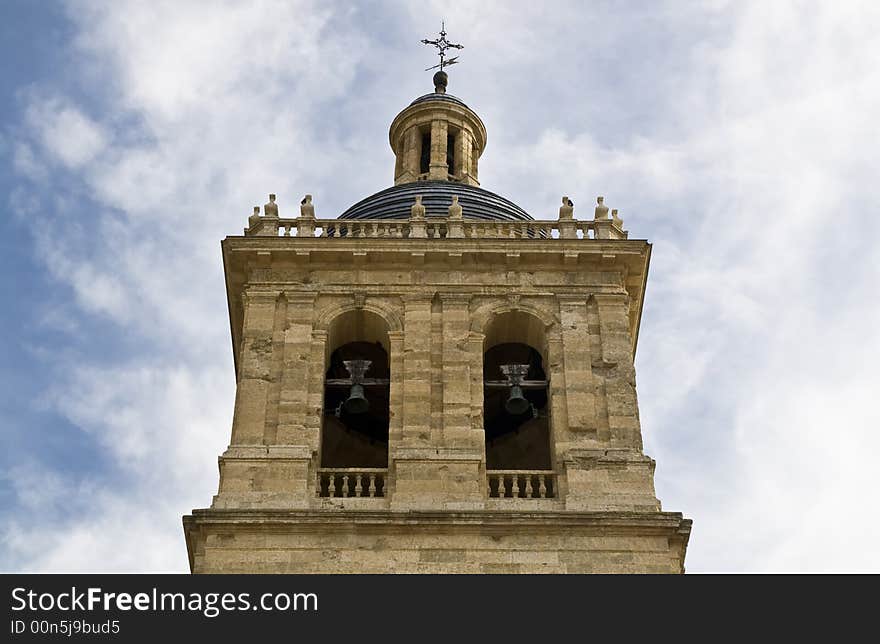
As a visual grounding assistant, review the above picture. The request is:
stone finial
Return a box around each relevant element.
[300,194,315,219]
[264,193,279,218]
[433,70,448,94]
[448,195,463,220]
[410,195,426,220]
[559,196,574,220]
[248,206,261,228]
[594,196,609,220]
[612,208,623,228]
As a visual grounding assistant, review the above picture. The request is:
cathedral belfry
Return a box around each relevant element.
[183,30,691,573]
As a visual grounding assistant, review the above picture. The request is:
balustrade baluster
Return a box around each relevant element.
[485,472,555,499]
[341,475,350,497]
[368,474,376,497]
[354,474,363,497]
[328,474,336,496]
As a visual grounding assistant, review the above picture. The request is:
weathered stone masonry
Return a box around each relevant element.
[183,72,691,574]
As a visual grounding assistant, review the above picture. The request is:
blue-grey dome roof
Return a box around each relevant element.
[409,92,468,108]
[339,181,533,222]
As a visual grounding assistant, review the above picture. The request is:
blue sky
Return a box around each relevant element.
[2,1,879,572]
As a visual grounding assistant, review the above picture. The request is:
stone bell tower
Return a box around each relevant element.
[183,67,691,573]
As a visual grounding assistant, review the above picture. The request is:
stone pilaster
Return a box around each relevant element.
[387,329,405,446]
[391,293,484,510]
[440,294,478,448]
[276,292,317,445]
[229,288,280,446]
[593,293,641,449]
[558,296,598,437]
[562,292,659,512]
[263,293,288,444]
[466,331,485,433]
[215,289,319,510]
[396,295,432,446]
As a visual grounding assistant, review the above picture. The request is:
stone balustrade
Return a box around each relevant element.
[251,216,627,240]
[317,468,387,498]
[488,470,557,499]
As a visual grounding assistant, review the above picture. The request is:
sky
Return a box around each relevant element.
[1,0,878,573]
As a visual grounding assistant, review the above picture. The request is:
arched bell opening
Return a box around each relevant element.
[419,129,431,176]
[483,343,551,470]
[321,310,391,469]
[482,310,552,472]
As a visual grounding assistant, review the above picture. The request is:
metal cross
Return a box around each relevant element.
[421,21,463,72]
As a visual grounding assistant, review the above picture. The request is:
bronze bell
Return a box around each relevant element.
[343,383,370,415]
[504,385,530,416]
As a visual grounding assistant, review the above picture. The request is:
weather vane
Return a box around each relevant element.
[421,21,463,72]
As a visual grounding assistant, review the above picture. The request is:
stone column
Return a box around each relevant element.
[403,126,420,183]
[456,130,470,182]
[428,118,449,180]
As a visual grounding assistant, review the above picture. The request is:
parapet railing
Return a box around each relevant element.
[246,216,627,241]
[317,468,387,498]
[487,470,557,499]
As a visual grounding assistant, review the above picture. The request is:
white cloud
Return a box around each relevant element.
[25,99,108,168]
[5,1,880,572]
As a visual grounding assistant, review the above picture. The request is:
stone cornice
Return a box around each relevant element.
[184,508,691,535]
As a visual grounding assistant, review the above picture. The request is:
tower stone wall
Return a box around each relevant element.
[183,74,691,574]
[183,206,691,573]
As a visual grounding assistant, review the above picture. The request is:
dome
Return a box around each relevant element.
[339,181,533,222]
[409,92,468,109]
